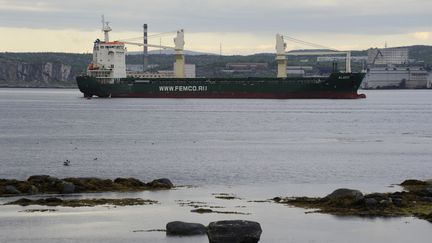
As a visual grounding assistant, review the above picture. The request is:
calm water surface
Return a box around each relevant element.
[0,88,431,242]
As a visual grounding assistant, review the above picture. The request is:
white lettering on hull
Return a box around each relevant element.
[159,86,208,92]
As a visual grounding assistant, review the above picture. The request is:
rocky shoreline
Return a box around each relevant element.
[0,175,174,197]
[6,197,157,207]
[274,179,432,223]
[2,177,431,242]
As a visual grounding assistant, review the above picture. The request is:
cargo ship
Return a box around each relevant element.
[77,19,366,99]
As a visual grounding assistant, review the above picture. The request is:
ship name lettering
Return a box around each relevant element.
[159,86,208,92]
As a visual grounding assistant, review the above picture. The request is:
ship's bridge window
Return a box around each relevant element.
[100,46,105,49]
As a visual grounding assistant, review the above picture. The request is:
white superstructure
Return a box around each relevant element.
[87,16,127,84]
[87,16,186,83]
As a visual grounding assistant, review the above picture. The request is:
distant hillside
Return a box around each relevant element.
[407,45,432,64]
[0,45,430,87]
[0,52,91,72]
[0,53,91,87]
[126,53,277,77]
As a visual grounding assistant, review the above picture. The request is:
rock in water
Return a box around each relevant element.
[207,220,262,243]
[324,188,364,204]
[400,179,427,186]
[166,221,206,236]
[148,178,174,189]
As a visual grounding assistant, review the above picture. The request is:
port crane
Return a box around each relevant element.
[275,34,352,78]
[370,49,384,65]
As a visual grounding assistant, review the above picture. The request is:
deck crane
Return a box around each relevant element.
[117,30,186,78]
[275,34,352,78]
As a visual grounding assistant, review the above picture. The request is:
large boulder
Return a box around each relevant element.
[207,220,262,243]
[401,179,427,186]
[148,178,174,189]
[166,221,206,236]
[324,188,364,206]
[400,179,432,194]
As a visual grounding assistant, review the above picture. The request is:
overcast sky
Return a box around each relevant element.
[1,0,431,54]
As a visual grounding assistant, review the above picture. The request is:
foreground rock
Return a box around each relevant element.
[274,179,432,223]
[148,178,174,189]
[324,188,364,206]
[166,221,206,236]
[6,197,157,207]
[207,220,262,243]
[0,176,174,197]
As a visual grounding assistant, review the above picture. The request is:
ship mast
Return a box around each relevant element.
[101,15,112,42]
[120,30,186,78]
[143,24,148,71]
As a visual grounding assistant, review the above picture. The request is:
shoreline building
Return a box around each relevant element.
[367,47,409,65]
[362,47,430,89]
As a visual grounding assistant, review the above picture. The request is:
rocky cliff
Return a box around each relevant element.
[0,60,78,87]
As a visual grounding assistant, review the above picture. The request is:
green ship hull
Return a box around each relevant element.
[76,73,366,99]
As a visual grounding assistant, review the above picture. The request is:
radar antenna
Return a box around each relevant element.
[101,15,112,42]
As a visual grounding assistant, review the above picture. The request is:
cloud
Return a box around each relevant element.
[0,1,56,12]
[413,32,431,41]
[1,0,431,53]
[0,0,431,35]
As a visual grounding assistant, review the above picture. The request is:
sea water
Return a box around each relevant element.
[0,88,431,242]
